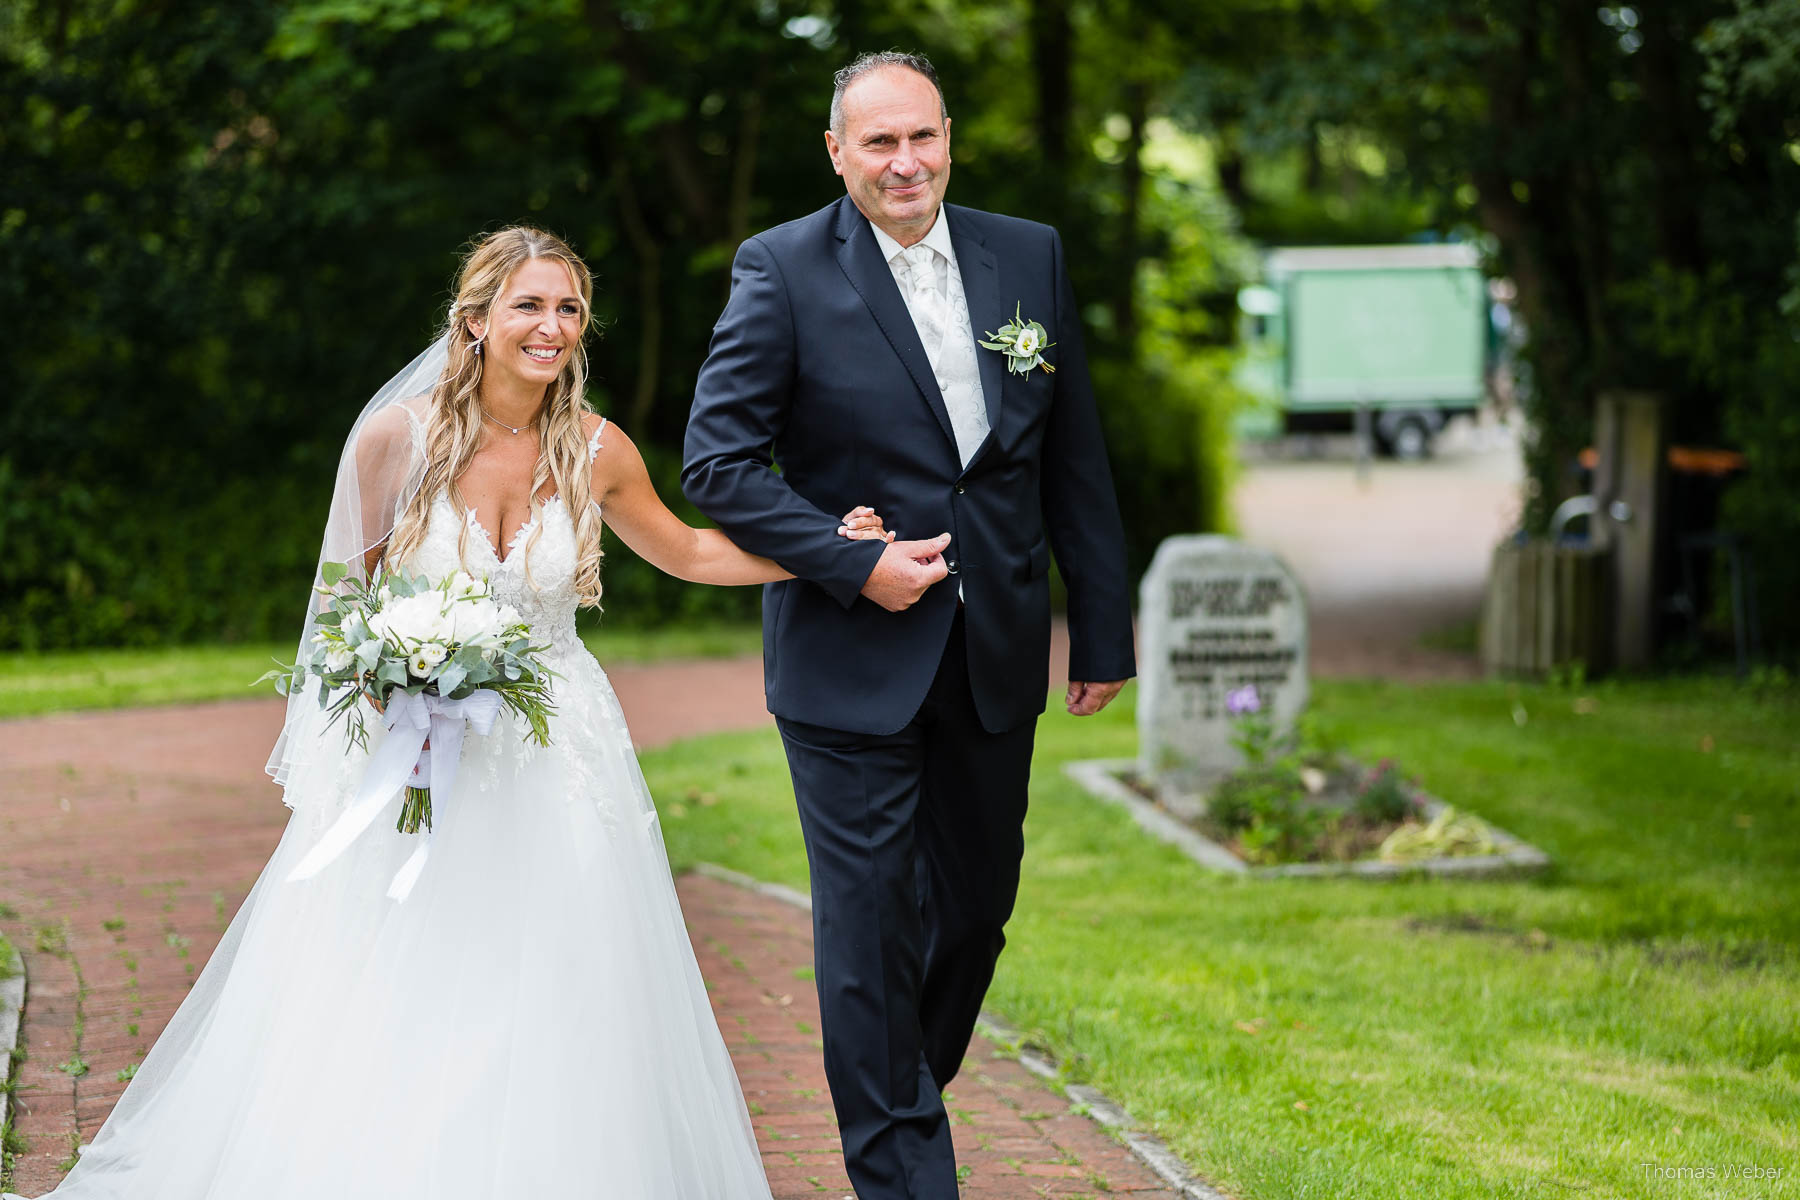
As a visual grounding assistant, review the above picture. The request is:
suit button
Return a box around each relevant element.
[954,484,965,495]
[946,559,960,574]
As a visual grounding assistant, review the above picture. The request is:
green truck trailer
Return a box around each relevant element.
[1235,243,1493,458]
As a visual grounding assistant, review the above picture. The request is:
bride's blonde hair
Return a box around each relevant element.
[385,227,604,607]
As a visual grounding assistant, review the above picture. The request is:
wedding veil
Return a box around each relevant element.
[264,335,450,786]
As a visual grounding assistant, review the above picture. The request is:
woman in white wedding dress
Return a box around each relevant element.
[6,227,918,1199]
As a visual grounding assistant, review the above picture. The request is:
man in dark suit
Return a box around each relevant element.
[681,50,1135,1199]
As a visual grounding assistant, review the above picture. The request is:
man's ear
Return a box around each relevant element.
[824,129,845,177]
[943,116,952,163]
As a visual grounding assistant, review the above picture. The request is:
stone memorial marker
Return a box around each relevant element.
[1136,535,1309,797]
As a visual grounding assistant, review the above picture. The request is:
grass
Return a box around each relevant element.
[1,930,22,1194]
[0,620,762,720]
[639,674,1800,1200]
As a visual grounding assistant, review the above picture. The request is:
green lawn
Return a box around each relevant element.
[640,675,1800,1200]
[0,621,763,720]
[0,926,17,1190]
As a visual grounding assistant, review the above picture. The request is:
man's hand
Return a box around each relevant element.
[1065,679,1126,716]
[860,533,953,611]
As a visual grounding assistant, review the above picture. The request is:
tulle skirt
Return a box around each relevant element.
[10,651,771,1199]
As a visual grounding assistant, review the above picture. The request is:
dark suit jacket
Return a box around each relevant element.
[681,196,1135,735]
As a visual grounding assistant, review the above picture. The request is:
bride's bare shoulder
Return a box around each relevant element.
[355,397,430,447]
[586,414,640,457]
[583,415,648,501]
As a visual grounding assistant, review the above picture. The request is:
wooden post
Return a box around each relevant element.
[1480,540,1610,677]
[1591,391,1665,671]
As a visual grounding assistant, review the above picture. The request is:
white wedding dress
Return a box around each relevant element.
[10,421,774,1199]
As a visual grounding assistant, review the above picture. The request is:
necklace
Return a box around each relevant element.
[480,407,539,436]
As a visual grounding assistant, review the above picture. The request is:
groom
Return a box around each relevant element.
[682,51,1135,1198]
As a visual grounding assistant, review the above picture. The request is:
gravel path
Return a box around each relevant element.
[1233,420,1523,680]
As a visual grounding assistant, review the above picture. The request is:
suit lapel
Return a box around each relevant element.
[949,210,1006,447]
[833,202,958,450]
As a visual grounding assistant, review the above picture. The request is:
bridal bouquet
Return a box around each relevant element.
[262,562,555,837]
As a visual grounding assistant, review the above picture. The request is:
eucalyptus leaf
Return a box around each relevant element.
[435,662,468,696]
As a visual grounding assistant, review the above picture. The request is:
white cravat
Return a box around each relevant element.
[873,213,990,469]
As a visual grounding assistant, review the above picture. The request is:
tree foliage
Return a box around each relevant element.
[0,0,1251,649]
[1170,0,1800,658]
[10,0,1790,659]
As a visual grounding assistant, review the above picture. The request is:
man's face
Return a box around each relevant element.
[825,67,951,245]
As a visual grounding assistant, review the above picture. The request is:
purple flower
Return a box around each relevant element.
[1225,684,1262,716]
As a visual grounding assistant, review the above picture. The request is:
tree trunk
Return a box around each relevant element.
[584,0,718,239]
[1030,0,1073,234]
[1636,10,1705,273]
[728,84,765,249]
[1030,0,1072,172]
[1114,80,1147,348]
[1477,1,1595,529]
[1216,130,1249,212]
[609,160,664,436]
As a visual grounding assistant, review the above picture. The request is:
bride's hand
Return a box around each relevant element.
[837,506,896,543]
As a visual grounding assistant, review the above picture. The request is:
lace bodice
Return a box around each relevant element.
[396,419,606,660]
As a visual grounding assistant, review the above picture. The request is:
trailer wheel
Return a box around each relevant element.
[1387,415,1433,460]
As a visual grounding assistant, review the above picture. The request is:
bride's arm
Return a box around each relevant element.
[351,403,420,578]
[591,421,886,586]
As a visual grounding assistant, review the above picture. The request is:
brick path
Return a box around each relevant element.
[689,871,1182,1199]
[0,633,1181,1198]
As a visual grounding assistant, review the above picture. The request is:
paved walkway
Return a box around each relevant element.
[0,635,1181,1199]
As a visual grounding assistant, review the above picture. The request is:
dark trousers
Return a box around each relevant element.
[776,612,1038,1200]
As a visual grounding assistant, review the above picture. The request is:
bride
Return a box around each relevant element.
[7,226,942,1199]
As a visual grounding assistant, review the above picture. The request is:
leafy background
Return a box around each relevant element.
[2,0,1795,659]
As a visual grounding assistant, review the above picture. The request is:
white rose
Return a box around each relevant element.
[451,570,487,599]
[418,642,448,666]
[325,647,356,672]
[408,651,434,678]
[447,597,501,644]
[1016,326,1040,356]
[496,604,522,629]
[381,592,455,645]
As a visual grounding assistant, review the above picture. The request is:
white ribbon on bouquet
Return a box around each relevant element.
[286,689,504,902]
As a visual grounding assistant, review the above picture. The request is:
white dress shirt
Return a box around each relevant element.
[869,211,990,469]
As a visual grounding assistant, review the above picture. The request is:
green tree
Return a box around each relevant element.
[1170,0,1800,658]
[1,0,1251,649]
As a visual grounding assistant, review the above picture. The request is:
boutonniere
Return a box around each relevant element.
[980,302,1057,375]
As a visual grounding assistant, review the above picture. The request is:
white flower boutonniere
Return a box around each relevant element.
[980,302,1057,375]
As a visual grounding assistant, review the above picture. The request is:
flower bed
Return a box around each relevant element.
[1067,685,1549,879]
[1124,756,1504,868]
